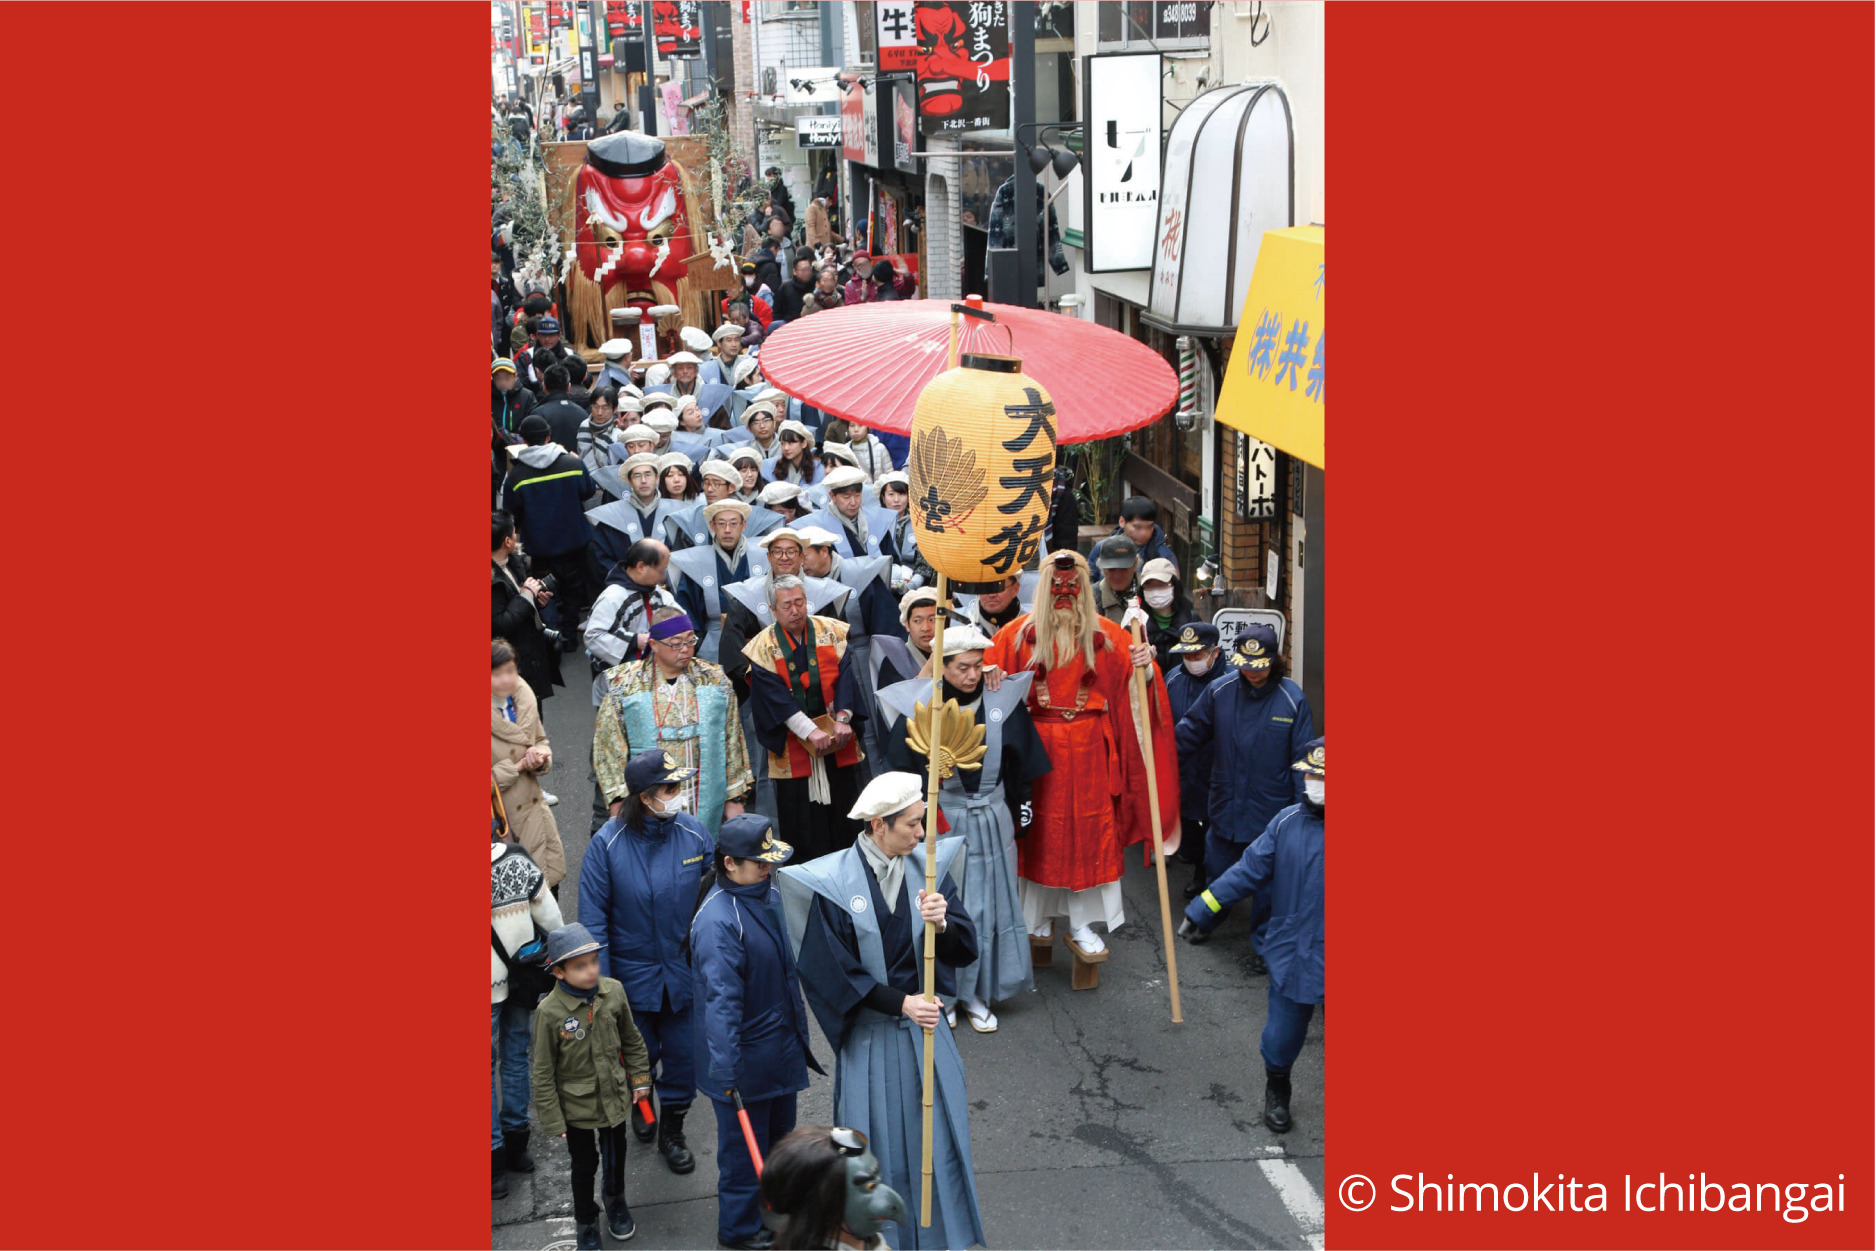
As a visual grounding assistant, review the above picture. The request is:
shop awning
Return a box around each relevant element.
[1215,225,1323,468]
[1145,81,1293,335]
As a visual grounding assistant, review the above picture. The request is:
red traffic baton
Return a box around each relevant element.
[729,1088,764,1176]
[622,1051,656,1127]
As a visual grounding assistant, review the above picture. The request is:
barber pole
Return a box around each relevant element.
[1177,336,1198,423]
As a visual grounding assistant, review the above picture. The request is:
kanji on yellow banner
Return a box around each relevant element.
[1216,226,1324,469]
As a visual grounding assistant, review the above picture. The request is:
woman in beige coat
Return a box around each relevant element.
[493,638,567,888]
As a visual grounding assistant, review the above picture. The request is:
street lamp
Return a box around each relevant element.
[1017,123,1082,179]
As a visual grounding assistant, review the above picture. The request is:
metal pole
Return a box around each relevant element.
[1010,4,1036,308]
[640,0,657,134]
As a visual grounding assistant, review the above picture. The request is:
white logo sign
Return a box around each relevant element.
[850,895,868,913]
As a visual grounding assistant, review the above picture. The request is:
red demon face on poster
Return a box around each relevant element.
[574,132,691,312]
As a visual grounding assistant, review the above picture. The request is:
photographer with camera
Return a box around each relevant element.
[493,511,566,712]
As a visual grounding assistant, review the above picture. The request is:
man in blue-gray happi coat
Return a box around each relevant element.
[777,772,985,1250]
[1180,739,1325,1134]
[1172,623,1314,970]
[690,814,824,1250]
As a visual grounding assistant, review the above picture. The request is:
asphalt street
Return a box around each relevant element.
[497,650,1326,1250]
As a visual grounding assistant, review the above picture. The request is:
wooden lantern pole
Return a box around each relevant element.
[917,570,947,1225]
[1130,614,1184,1024]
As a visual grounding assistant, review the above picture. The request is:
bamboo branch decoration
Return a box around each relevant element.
[905,699,987,780]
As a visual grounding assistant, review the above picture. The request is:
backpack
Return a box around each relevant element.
[492,918,557,1007]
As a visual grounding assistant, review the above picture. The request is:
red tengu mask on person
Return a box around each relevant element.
[1050,570,1080,609]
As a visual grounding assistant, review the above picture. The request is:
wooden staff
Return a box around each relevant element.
[918,570,948,1225]
[1130,613,1185,1024]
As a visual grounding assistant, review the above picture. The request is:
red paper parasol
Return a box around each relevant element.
[754,299,1178,442]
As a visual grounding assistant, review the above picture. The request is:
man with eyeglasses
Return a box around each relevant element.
[593,606,753,836]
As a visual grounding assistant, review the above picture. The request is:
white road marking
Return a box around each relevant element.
[1257,1157,1326,1250]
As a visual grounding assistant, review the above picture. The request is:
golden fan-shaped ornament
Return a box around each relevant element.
[904,698,988,780]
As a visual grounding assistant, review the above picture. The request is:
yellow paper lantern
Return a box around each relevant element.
[908,353,1057,585]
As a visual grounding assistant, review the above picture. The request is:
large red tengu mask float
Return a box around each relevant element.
[574,132,692,314]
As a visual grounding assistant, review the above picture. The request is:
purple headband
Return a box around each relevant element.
[649,613,697,642]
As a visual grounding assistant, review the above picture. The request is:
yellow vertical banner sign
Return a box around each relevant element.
[1215,225,1325,469]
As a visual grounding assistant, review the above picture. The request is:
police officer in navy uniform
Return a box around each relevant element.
[689,814,824,1251]
[577,750,714,1174]
[1171,623,1314,972]
[1164,621,1229,900]
[1179,739,1324,1133]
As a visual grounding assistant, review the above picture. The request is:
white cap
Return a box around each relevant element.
[847,771,926,823]
[599,338,634,359]
[665,351,703,367]
[657,452,693,474]
[939,624,994,657]
[702,500,752,523]
[712,322,744,343]
[777,419,814,443]
[795,525,840,549]
[614,394,644,414]
[698,459,742,487]
[679,327,712,353]
[821,465,867,492]
[759,481,803,507]
[726,445,762,467]
[619,452,662,477]
[645,363,672,384]
[898,585,941,624]
[1140,557,1179,586]
[730,356,762,386]
[742,398,781,424]
[756,526,806,551]
[618,423,658,444]
[820,441,859,467]
[644,412,679,434]
[647,303,682,318]
[877,470,910,491]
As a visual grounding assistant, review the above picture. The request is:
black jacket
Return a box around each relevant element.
[752,245,785,298]
[768,177,796,225]
[534,397,587,457]
[772,275,814,323]
[492,382,538,437]
[492,554,562,701]
[516,341,577,393]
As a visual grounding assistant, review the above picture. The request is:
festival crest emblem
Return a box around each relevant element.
[904,698,987,779]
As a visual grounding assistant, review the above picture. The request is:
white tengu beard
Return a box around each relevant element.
[1030,574,1097,672]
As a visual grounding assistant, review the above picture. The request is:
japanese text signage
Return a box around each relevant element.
[1234,432,1277,521]
[840,76,879,167]
[605,0,642,39]
[655,0,702,57]
[915,1,1010,137]
[876,1,917,73]
[1083,52,1162,272]
[1215,226,1325,470]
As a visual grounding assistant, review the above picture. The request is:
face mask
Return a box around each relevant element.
[1304,778,1324,806]
[1143,587,1174,609]
[1182,656,1212,675]
[652,792,689,815]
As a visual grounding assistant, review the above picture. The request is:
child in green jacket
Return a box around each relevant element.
[531,923,653,1250]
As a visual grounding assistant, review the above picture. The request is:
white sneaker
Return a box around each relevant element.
[543,791,560,806]
[1070,924,1106,955]
[965,999,998,1032]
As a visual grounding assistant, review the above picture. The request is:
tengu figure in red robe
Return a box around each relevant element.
[984,549,1180,967]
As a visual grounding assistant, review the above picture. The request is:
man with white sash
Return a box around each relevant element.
[588,451,684,572]
[777,772,986,1250]
[668,499,768,665]
[717,528,855,830]
[879,626,1049,1032]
